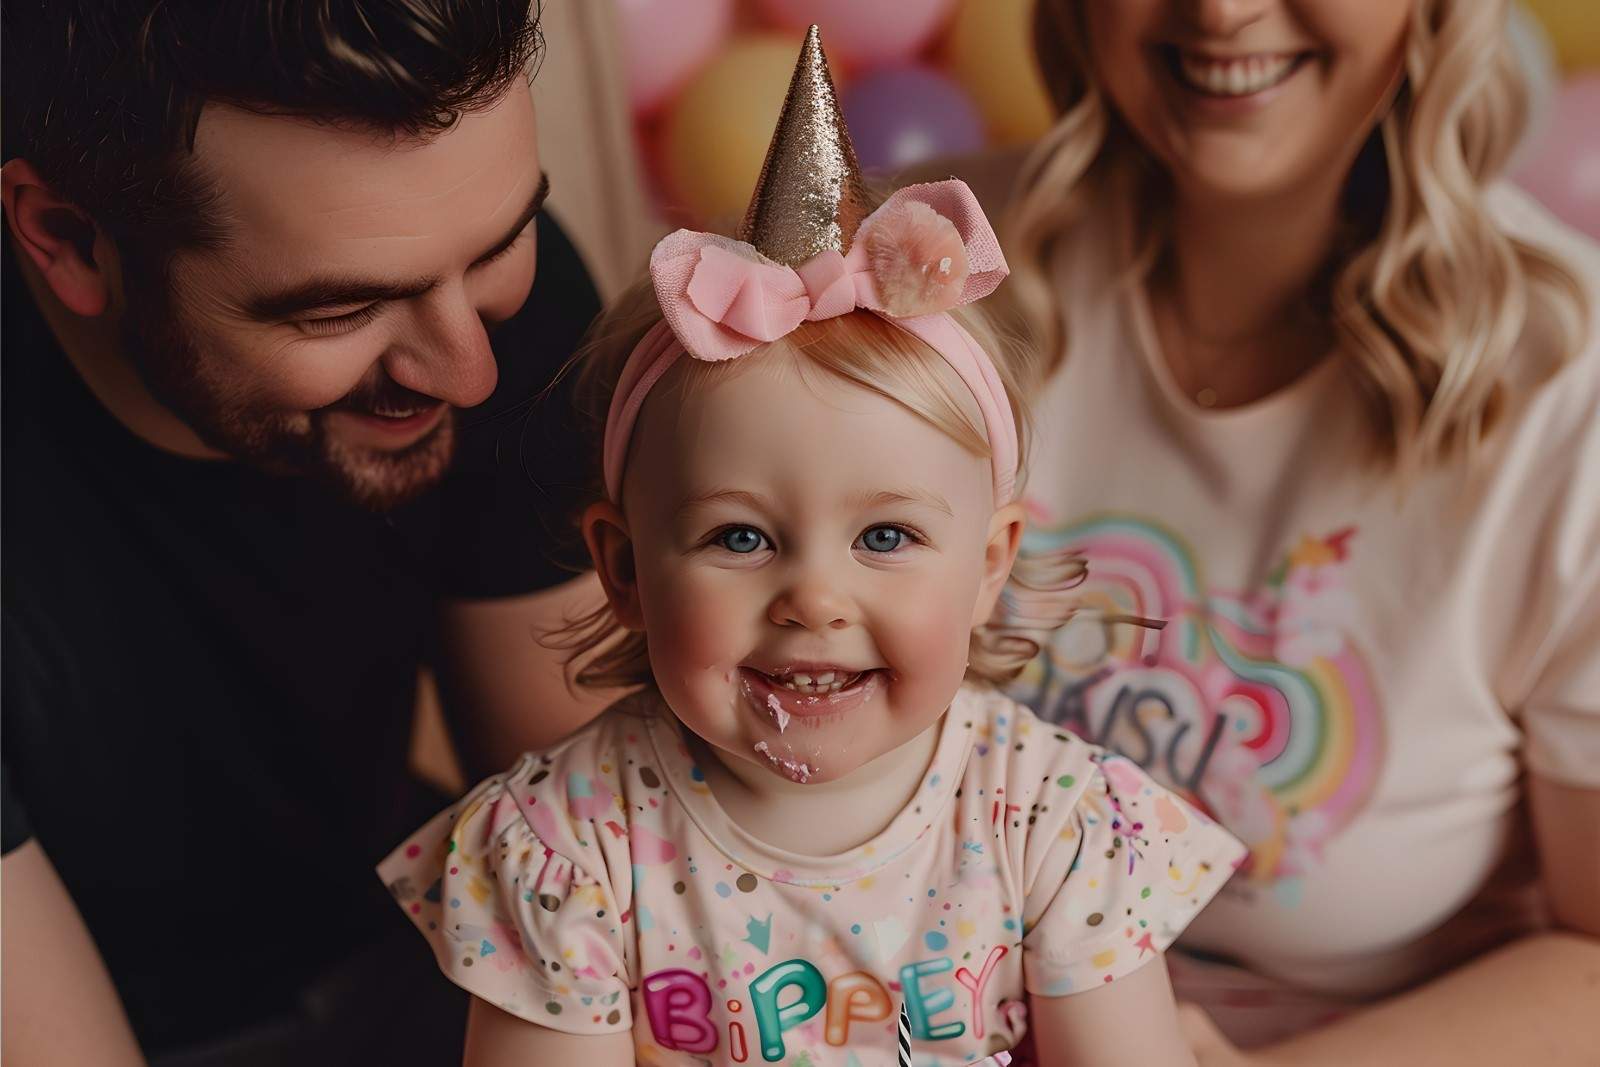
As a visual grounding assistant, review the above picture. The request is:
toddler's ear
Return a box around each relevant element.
[973,501,1026,627]
[582,501,645,631]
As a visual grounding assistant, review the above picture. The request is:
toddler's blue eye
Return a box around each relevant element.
[859,525,905,553]
[719,527,767,554]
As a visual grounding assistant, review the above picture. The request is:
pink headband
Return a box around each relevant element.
[602,180,1017,505]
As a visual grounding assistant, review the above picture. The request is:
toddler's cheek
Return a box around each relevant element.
[875,582,977,685]
[641,576,749,684]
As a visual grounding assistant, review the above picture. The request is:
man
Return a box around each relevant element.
[1,2,607,1062]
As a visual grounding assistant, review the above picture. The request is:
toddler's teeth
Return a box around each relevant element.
[814,671,835,685]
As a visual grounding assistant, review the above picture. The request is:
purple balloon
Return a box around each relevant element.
[842,65,986,173]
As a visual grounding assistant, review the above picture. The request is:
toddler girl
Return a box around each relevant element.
[380,28,1244,1067]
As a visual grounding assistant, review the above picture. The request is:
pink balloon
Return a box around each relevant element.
[1514,75,1600,239]
[753,0,956,67]
[618,0,735,116]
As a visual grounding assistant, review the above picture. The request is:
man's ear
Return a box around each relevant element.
[1,159,110,317]
[581,500,645,631]
[972,501,1026,627]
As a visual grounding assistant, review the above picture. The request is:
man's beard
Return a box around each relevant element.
[120,283,456,511]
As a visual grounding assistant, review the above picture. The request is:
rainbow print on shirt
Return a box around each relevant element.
[1011,513,1384,889]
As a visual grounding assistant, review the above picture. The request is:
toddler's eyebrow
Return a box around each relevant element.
[676,488,954,518]
[848,488,953,517]
[676,489,777,516]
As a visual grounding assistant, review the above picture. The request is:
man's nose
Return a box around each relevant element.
[381,286,499,409]
[767,565,859,632]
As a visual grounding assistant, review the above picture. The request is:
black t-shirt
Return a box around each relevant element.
[0,213,598,1054]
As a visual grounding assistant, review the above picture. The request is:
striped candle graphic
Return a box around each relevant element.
[897,999,912,1066]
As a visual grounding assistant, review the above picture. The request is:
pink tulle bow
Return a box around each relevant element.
[604,179,1018,504]
[650,180,1008,363]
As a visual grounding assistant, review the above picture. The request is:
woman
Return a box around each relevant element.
[962,0,1599,1062]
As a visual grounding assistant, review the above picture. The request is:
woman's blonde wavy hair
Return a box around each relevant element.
[546,277,1086,692]
[1006,0,1589,467]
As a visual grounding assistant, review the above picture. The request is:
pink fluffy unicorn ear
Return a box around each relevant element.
[865,199,972,319]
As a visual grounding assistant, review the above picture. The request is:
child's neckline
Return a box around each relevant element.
[644,687,982,888]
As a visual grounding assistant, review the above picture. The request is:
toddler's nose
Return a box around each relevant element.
[767,574,857,631]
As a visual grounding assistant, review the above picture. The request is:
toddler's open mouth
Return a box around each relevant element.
[737,665,883,730]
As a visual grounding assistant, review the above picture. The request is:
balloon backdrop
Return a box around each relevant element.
[1520,0,1600,73]
[1513,75,1600,239]
[1508,2,1560,173]
[753,0,955,68]
[616,0,735,116]
[945,0,1054,146]
[622,0,1599,234]
[842,65,985,172]
[660,35,803,226]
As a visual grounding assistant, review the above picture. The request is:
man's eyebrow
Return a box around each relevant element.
[242,171,551,320]
[470,171,550,267]
[848,488,954,517]
[244,274,437,320]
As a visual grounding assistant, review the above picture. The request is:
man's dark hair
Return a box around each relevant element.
[1,0,541,254]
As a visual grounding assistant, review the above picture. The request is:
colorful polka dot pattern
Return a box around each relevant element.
[377,686,1246,1064]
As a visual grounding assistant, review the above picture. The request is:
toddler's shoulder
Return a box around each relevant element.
[951,685,1105,809]
[512,690,662,799]
[473,690,674,864]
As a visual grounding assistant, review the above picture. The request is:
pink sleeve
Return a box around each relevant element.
[376,759,635,1034]
[1021,754,1247,998]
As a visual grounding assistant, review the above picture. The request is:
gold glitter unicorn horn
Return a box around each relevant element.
[738,24,870,267]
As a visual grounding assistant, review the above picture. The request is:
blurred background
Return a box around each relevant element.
[419,0,1600,792]
[530,0,1600,304]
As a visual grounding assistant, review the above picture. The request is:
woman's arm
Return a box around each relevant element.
[1184,776,1600,1067]
[1031,953,1198,1067]
[464,998,635,1067]
[1,841,146,1067]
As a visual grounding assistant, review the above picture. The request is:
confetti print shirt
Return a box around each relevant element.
[378,685,1245,1065]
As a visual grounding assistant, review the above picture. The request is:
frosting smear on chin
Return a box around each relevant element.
[753,741,815,783]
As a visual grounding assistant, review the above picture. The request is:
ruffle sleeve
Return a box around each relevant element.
[1021,753,1247,998]
[377,757,635,1034]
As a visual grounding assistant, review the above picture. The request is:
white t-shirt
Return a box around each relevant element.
[1003,183,1600,1045]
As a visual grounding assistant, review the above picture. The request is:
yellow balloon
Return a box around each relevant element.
[1522,0,1600,72]
[661,35,808,228]
[945,0,1055,145]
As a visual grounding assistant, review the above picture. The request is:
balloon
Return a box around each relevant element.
[843,65,986,172]
[1508,1,1559,173]
[660,35,809,227]
[617,0,735,116]
[1520,0,1600,73]
[1514,75,1600,238]
[946,0,1055,145]
[753,0,956,68]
